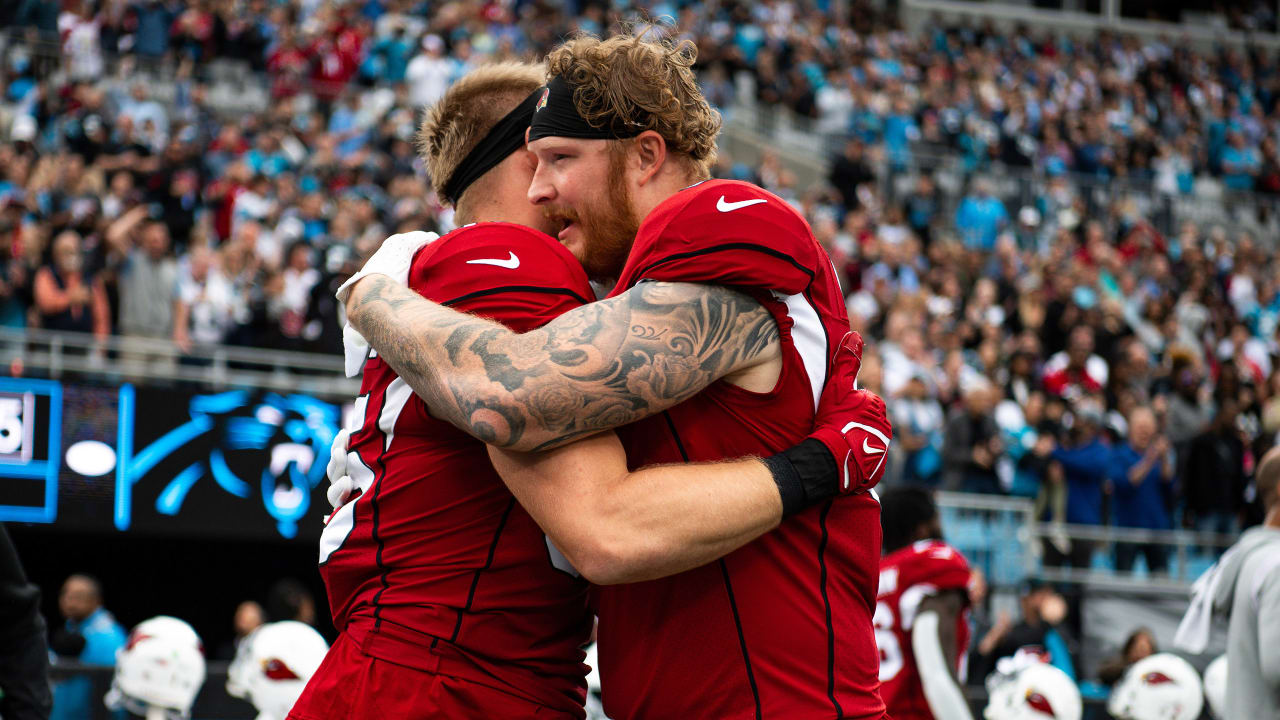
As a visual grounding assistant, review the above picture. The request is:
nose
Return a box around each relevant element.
[527,161,555,206]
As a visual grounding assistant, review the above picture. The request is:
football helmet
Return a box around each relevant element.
[1201,655,1227,720]
[104,616,206,719]
[1107,653,1203,720]
[984,656,1082,720]
[226,621,328,720]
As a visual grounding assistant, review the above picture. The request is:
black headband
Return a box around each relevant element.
[527,75,645,143]
[440,88,542,205]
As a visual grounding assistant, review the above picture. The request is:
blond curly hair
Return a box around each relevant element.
[546,34,721,179]
[416,62,545,208]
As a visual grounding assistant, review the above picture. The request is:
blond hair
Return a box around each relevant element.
[546,34,721,178]
[416,62,545,209]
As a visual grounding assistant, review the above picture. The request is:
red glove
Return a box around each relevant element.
[809,332,893,493]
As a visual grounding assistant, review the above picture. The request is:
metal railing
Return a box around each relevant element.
[0,327,357,397]
[935,490,1237,591]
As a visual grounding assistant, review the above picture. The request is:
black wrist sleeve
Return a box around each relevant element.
[762,438,839,518]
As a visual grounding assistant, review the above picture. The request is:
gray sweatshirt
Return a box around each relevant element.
[1213,526,1280,720]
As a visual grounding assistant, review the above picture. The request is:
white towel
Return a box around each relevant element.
[1173,544,1240,653]
[343,323,371,378]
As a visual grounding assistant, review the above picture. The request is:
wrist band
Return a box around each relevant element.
[763,438,839,518]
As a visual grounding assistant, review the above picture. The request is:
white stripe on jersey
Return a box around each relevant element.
[781,292,828,412]
[318,380,414,563]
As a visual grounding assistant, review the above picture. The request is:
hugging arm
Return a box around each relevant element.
[487,435,783,585]
[345,276,778,452]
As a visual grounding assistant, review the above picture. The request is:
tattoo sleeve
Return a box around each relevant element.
[346,276,780,451]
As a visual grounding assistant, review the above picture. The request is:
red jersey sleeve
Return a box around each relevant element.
[409,222,593,332]
[609,179,823,297]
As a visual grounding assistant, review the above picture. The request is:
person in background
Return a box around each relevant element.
[891,371,945,487]
[943,382,1004,494]
[1108,408,1175,573]
[106,207,179,378]
[1185,397,1248,539]
[50,574,126,720]
[0,524,51,720]
[1050,398,1111,568]
[33,230,110,344]
[215,600,265,661]
[972,580,1077,685]
[1097,627,1156,686]
[266,578,316,626]
[1175,445,1280,719]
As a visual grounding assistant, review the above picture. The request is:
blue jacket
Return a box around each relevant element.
[51,607,126,720]
[1107,444,1171,530]
[1052,438,1110,525]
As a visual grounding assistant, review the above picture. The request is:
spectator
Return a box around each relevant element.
[1050,399,1111,567]
[50,574,126,720]
[971,580,1077,685]
[1042,326,1107,401]
[107,208,179,377]
[829,139,874,212]
[890,371,945,487]
[1108,408,1175,573]
[405,34,454,110]
[942,382,1004,494]
[173,245,238,353]
[1185,397,1248,537]
[954,178,1009,251]
[33,230,110,343]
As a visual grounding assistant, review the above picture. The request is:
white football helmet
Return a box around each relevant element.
[226,621,329,720]
[984,657,1082,720]
[1107,653,1203,720]
[1201,655,1227,720]
[104,616,206,719]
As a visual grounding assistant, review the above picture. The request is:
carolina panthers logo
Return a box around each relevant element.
[116,389,339,538]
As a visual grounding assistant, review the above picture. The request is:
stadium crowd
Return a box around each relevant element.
[0,0,1274,571]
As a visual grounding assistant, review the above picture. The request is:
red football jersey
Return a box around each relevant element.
[317,223,595,716]
[875,540,973,720]
[596,180,885,719]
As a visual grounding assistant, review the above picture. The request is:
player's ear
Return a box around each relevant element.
[631,131,667,186]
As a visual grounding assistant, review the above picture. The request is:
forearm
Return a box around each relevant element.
[489,436,781,585]
[347,275,778,452]
[913,612,973,720]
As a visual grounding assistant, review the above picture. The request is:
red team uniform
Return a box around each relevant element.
[596,180,886,719]
[875,539,973,720]
[292,224,596,719]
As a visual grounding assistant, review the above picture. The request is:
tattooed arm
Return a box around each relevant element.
[345,275,780,451]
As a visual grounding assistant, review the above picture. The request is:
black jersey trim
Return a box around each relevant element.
[818,502,843,717]
[451,497,517,643]
[633,242,816,284]
[442,285,592,308]
[660,411,690,462]
[368,390,394,630]
[720,560,764,720]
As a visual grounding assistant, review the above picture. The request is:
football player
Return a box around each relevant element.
[104,616,206,720]
[297,60,890,720]
[877,487,975,720]
[1107,653,1204,720]
[339,35,891,719]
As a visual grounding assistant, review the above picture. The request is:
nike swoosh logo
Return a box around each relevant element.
[862,438,886,455]
[716,196,767,212]
[465,251,520,269]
